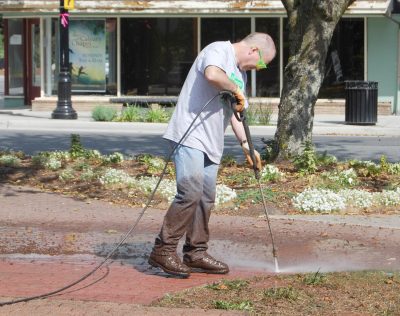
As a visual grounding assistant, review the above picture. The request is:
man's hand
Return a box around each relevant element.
[232,87,246,112]
[241,141,262,171]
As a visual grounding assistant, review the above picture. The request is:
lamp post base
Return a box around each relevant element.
[51,105,78,119]
[52,70,77,120]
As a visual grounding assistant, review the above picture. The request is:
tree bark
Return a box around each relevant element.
[275,0,354,160]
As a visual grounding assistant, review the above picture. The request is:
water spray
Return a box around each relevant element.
[226,92,280,273]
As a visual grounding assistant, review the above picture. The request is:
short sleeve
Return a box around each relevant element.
[196,43,228,74]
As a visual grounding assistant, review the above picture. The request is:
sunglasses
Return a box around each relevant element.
[255,48,268,71]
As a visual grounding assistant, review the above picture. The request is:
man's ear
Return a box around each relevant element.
[249,46,258,55]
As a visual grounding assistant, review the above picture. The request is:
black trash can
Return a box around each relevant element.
[345,80,378,125]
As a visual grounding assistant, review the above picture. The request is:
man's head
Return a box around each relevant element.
[234,32,276,72]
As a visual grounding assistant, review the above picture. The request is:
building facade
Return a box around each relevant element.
[0,0,399,114]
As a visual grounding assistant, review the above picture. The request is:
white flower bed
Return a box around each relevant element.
[293,187,400,212]
[339,189,373,208]
[374,188,400,206]
[292,188,346,213]
[134,176,176,202]
[99,168,135,186]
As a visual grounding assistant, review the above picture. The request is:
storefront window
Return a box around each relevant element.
[49,18,117,95]
[283,18,364,99]
[69,19,107,93]
[7,19,24,95]
[121,18,196,96]
[319,18,364,98]
[255,18,280,97]
[201,18,251,48]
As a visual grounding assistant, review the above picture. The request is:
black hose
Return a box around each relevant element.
[0,92,224,307]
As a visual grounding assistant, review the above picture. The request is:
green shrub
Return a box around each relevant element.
[144,108,170,123]
[292,141,318,174]
[118,105,143,122]
[70,134,85,158]
[92,106,118,121]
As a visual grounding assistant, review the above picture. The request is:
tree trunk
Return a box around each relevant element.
[275,0,353,160]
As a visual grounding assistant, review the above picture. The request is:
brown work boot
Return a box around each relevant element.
[148,251,191,278]
[183,253,229,274]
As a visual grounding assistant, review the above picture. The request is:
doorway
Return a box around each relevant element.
[25,19,41,105]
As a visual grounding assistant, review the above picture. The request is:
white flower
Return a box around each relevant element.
[104,152,124,164]
[260,164,284,182]
[374,188,400,206]
[339,189,373,208]
[0,155,21,167]
[292,188,346,213]
[322,168,358,186]
[44,157,62,170]
[215,184,237,205]
[99,168,135,185]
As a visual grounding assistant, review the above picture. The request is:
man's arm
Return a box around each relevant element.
[204,65,246,113]
[231,113,263,171]
[230,113,246,144]
[204,66,237,92]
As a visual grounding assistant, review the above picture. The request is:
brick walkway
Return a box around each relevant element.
[1,184,400,314]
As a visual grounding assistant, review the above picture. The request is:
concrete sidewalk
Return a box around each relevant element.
[0,108,399,137]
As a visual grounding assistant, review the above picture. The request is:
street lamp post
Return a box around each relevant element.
[52,0,77,119]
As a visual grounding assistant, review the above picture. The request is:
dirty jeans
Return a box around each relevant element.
[153,143,218,261]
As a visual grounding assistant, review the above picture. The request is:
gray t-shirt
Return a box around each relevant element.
[163,41,247,164]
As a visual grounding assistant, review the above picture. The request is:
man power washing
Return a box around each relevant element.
[148,32,276,278]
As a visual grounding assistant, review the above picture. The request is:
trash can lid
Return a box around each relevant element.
[345,81,378,89]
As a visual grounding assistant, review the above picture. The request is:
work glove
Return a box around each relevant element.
[241,140,262,171]
[232,87,246,113]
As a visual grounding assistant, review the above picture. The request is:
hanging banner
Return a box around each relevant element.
[64,0,74,10]
[69,20,106,92]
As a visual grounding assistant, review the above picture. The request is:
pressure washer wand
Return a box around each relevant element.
[239,109,280,273]
[222,89,280,273]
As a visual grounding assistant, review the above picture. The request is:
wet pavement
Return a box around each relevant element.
[1,184,400,313]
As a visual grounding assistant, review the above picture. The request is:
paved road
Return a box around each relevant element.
[0,129,399,162]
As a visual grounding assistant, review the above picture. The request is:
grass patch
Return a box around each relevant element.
[263,285,300,301]
[152,271,400,315]
[302,270,326,285]
[213,300,253,311]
